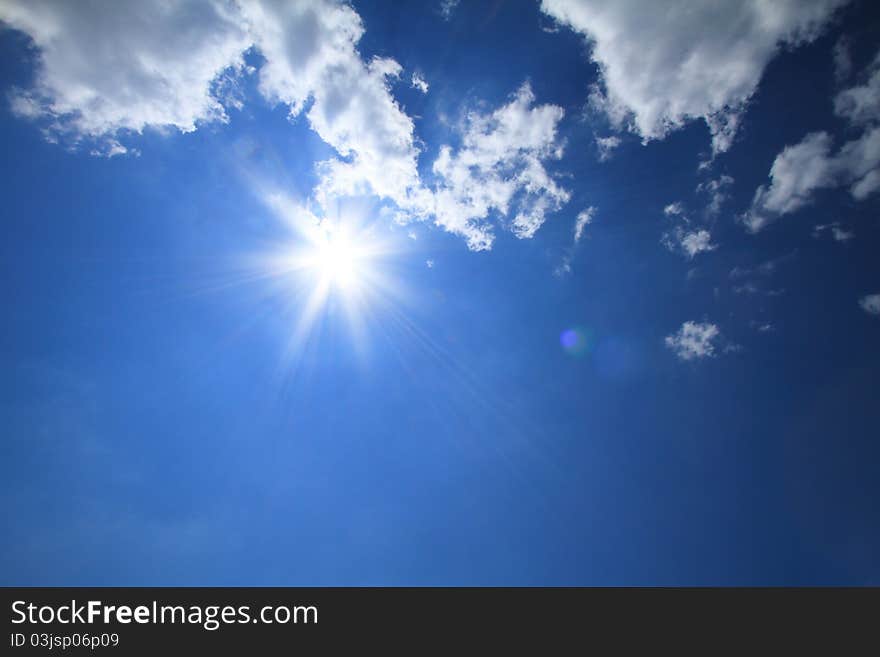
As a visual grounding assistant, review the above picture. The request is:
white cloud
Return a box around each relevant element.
[2,1,574,251]
[429,83,570,250]
[595,135,620,161]
[665,321,721,360]
[540,0,846,153]
[860,293,880,316]
[425,259,435,268]
[743,53,880,231]
[241,1,427,215]
[411,72,429,94]
[662,226,717,259]
[660,201,716,259]
[574,207,595,242]
[743,128,880,231]
[663,202,684,217]
[557,206,597,275]
[0,0,251,142]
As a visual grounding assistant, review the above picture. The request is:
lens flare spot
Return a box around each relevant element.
[560,327,591,356]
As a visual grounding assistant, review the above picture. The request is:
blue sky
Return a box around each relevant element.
[1,0,879,585]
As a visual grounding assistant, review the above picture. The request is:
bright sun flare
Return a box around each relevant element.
[310,230,363,291]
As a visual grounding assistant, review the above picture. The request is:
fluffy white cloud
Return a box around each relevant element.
[860,293,880,316]
[429,83,570,250]
[0,0,251,143]
[2,0,574,250]
[743,128,880,231]
[540,0,846,153]
[665,321,721,360]
[743,53,880,231]
[241,1,428,215]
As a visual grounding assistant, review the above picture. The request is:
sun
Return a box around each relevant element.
[246,200,404,359]
[311,229,361,291]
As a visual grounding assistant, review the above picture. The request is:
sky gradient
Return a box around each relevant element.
[1,0,879,585]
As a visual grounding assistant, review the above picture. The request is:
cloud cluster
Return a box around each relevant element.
[660,202,717,259]
[430,83,570,250]
[665,321,721,360]
[540,0,845,154]
[1,0,572,250]
[743,53,880,231]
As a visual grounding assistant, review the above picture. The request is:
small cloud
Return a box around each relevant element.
[813,222,854,242]
[439,0,459,20]
[662,227,716,259]
[663,202,684,217]
[425,259,435,269]
[574,207,596,243]
[411,72,429,94]
[557,206,597,275]
[89,139,130,158]
[665,321,721,361]
[407,230,418,240]
[859,293,880,316]
[595,135,621,161]
[554,261,571,277]
[750,321,775,332]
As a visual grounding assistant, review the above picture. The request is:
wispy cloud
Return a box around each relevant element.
[813,222,854,242]
[860,293,880,316]
[556,207,597,275]
[660,202,717,259]
[439,0,459,21]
